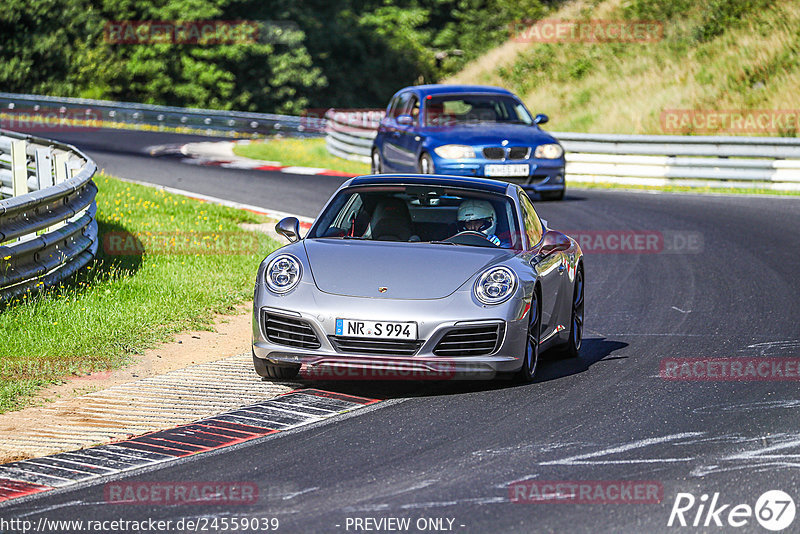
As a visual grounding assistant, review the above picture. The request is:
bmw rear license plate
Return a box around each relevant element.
[485,164,529,177]
[336,319,417,340]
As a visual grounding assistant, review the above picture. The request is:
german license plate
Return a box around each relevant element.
[485,164,530,177]
[335,319,417,340]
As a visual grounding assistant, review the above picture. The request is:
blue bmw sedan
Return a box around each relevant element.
[371,85,566,200]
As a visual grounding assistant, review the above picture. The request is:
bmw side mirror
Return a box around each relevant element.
[533,114,549,125]
[397,114,413,126]
[276,217,300,243]
[539,230,570,257]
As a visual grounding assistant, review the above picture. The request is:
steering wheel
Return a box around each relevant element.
[442,231,499,247]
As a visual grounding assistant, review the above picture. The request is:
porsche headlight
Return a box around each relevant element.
[534,143,564,159]
[266,254,302,294]
[434,144,476,159]
[474,266,517,305]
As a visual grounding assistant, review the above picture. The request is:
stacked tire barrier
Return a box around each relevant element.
[0,130,98,301]
[325,110,800,190]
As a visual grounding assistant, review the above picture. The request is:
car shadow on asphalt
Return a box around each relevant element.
[292,337,628,400]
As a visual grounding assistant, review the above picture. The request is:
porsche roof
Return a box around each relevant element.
[347,174,512,194]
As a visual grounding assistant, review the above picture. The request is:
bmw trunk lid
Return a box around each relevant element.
[303,239,513,299]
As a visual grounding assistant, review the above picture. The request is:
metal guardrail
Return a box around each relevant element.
[324,110,800,190]
[324,109,381,163]
[0,92,326,137]
[0,130,98,301]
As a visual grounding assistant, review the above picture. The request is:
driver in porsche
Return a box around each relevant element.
[456,199,503,246]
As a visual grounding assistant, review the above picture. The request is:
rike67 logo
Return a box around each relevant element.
[668,490,796,531]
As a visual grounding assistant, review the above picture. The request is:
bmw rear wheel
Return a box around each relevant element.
[418,153,434,174]
[371,149,382,174]
[518,289,541,382]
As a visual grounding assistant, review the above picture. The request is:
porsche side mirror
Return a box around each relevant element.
[396,114,413,126]
[539,230,571,257]
[276,217,300,243]
[533,114,549,125]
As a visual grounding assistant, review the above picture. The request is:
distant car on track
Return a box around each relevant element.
[371,85,567,200]
[252,174,584,382]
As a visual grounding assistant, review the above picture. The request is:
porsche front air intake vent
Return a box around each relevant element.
[330,337,423,356]
[263,312,321,349]
[433,324,503,356]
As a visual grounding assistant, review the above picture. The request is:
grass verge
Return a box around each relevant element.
[0,175,279,413]
[233,137,370,175]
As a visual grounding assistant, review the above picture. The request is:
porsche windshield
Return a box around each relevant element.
[424,94,533,126]
[310,186,523,249]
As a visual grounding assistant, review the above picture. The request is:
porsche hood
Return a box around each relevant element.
[303,239,513,299]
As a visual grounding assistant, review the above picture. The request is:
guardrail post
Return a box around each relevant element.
[49,152,71,231]
[11,140,28,197]
[53,152,69,184]
[35,147,54,189]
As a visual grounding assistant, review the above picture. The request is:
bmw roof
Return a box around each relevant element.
[347,174,512,194]
[395,84,515,97]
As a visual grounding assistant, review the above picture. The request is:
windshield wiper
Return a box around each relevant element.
[429,240,463,246]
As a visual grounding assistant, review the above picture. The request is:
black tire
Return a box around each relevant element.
[517,287,541,382]
[557,266,583,358]
[417,152,435,174]
[371,148,382,174]
[541,188,565,201]
[253,352,300,379]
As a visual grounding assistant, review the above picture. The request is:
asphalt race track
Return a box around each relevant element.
[3,128,800,532]
[36,128,343,218]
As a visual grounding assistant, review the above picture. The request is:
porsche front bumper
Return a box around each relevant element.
[252,287,531,380]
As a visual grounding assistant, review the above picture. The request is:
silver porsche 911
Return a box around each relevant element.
[252,174,583,381]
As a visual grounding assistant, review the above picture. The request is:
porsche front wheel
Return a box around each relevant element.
[518,289,541,382]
